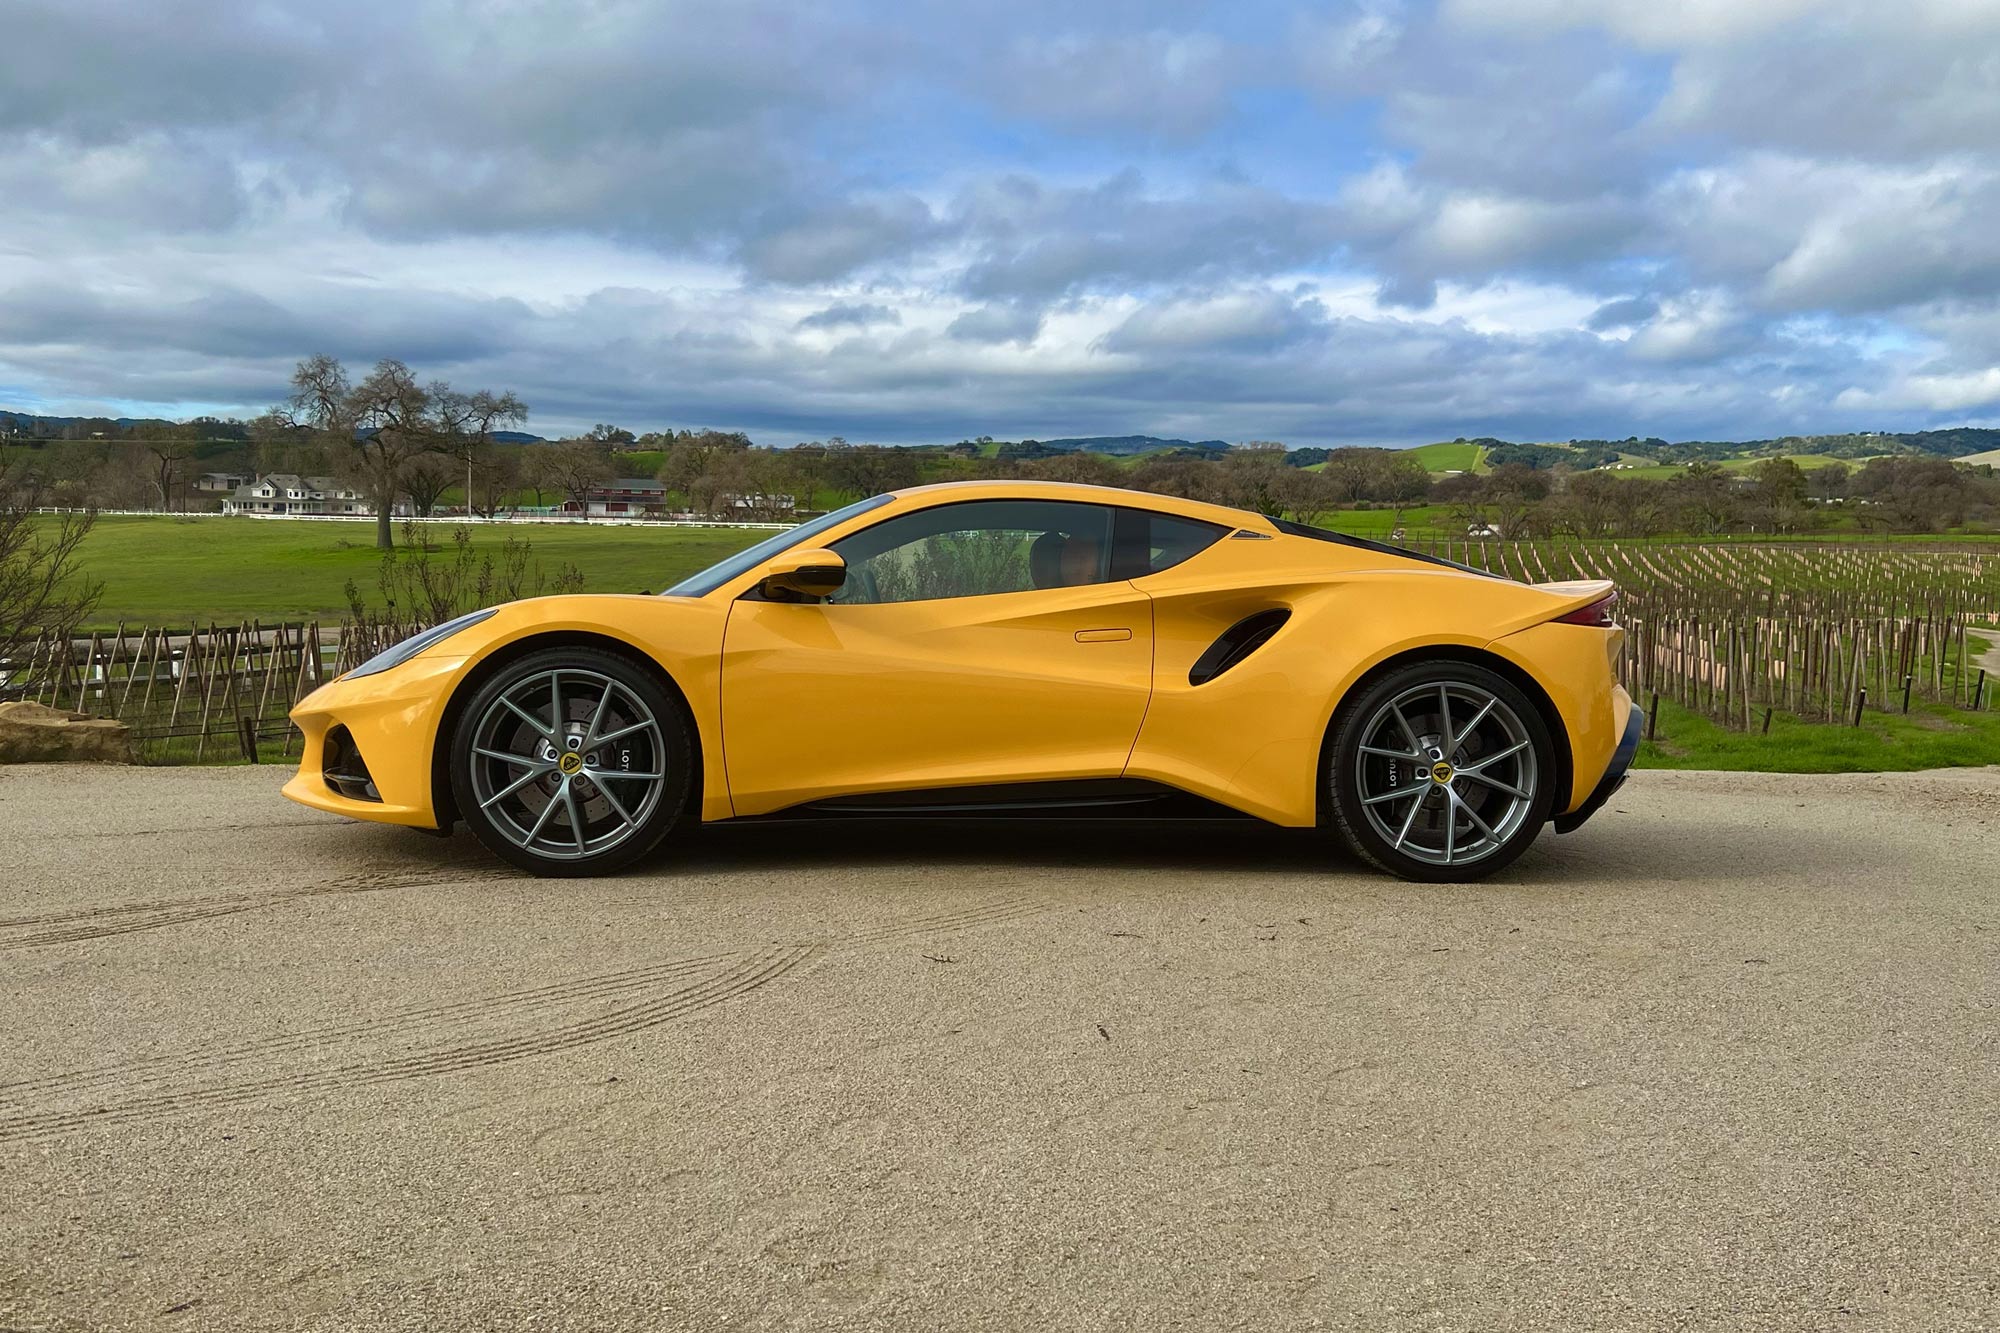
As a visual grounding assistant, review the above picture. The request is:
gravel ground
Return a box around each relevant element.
[1,763,1995,1332]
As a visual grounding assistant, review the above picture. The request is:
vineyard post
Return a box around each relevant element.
[72,631,101,713]
[1852,688,1866,727]
[1902,673,1913,714]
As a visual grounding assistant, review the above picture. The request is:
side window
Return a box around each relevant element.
[829,500,1118,605]
[1139,513,1229,575]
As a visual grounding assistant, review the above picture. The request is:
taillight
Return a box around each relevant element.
[1554,592,1618,627]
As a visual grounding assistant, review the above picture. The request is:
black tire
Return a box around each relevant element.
[448,646,696,877]
[1325,659,1556,883]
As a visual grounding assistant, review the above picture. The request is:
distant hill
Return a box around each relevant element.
[1036,435,1230,456]
[1466,428,2000,472]
[2,409,163,433]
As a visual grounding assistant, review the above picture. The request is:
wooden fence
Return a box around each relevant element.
[2,623,343,762]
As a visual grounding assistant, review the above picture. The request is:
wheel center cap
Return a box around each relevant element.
[1430,761,1455,784]
[557,751,584,776]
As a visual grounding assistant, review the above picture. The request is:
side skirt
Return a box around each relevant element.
[746,778,1260,822]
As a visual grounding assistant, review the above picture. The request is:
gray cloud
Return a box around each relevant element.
[947,302,1045,346]
[951,172,1344,301]
[796,302,903,331]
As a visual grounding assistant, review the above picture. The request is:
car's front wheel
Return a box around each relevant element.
[1326,660,1556,882]
[448,646,695,876]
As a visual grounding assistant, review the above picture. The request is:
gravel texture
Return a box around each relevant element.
[1,762,1996,1331]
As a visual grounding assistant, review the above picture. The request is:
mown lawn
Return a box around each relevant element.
[69,516,769,628]
[1635,697,2000,772]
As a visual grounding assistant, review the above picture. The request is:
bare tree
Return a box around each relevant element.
[465,441,523,518]
[1270,465,1339,526]
[658,429,751,500]
[400,454,458,517]
[273,356,528,550]
[539,440,615,519]
[1218,442,1291,516]
[0,451,102,669]
[145,425,199,512]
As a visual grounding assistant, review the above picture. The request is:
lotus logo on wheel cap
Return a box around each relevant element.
[558,751,584,776]
[1430,761,1454,784]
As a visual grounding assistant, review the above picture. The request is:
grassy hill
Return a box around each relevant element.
[1608,453,1870,482]
[1403,441,1488,473]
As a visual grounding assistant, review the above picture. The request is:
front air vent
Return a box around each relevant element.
[1187,609,1292,686]
[322,725,382,802]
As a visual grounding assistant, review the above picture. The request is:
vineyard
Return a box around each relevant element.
[1421,539,2000,730]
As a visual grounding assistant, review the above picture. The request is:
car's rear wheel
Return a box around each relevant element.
[449,647,694,877]
[1326,660,1555,882]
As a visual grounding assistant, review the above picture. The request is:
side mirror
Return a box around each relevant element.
[758,547,846,600]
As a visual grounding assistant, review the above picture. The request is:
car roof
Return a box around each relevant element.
[886,479,1273,532]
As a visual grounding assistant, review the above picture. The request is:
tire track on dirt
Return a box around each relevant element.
[833,895,1052,949]
[0,951,738,1105]
[0,947,812,1142]
[0,868,517,950]
[0,895,1057,1141]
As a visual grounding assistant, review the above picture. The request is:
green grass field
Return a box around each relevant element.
[1402,441,1488,473]
[61,508,2000,628]
[1635,697,2000,772]
[1609,453,1875,482]
[68,516,770,627]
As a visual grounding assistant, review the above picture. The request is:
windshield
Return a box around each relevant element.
[660,493,894,597]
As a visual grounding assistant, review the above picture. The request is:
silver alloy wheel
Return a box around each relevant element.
[466,668,668,861]
[1350,679,1540,868]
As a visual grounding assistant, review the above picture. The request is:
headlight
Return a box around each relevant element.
[344,608,500,679]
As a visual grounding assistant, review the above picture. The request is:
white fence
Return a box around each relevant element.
[31,507,797,531]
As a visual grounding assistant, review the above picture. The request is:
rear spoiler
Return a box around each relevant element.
[1533,580,1619,627]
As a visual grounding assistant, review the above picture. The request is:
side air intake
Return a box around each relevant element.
[1187,609,1292,686]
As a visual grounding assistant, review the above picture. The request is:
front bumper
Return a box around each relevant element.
[1553,703,1643,835]
[282,654,469,828]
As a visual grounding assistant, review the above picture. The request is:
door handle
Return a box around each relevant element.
[1074,628,1132,643]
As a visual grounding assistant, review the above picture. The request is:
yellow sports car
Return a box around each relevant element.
[285,480,1640,882]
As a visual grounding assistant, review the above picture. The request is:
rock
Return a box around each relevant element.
[0,701,139,764]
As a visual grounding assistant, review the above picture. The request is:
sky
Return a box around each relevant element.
[2,0,1998,446]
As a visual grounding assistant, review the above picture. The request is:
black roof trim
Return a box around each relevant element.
[1269,517,1503,580]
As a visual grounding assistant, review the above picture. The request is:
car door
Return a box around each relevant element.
[720,498,1155,816]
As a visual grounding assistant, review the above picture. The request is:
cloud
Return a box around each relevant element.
[1836,368,2000,414]
[947,302,1045,346]
[951,172,1343,301]
[1100,289,1325,353]
[985,31,1241,138]
[1587,296,1658,330]
[738,196,944,284]
[1659,156,2000,313]
[797,302,903,331]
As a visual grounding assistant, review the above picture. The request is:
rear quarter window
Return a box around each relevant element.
[1142,513,1230,574]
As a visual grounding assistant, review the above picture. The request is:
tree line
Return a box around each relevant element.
[1437,457,2000,538]
[5,356,1999,545]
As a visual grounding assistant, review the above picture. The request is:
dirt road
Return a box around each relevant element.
[2,764,1995,1331]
